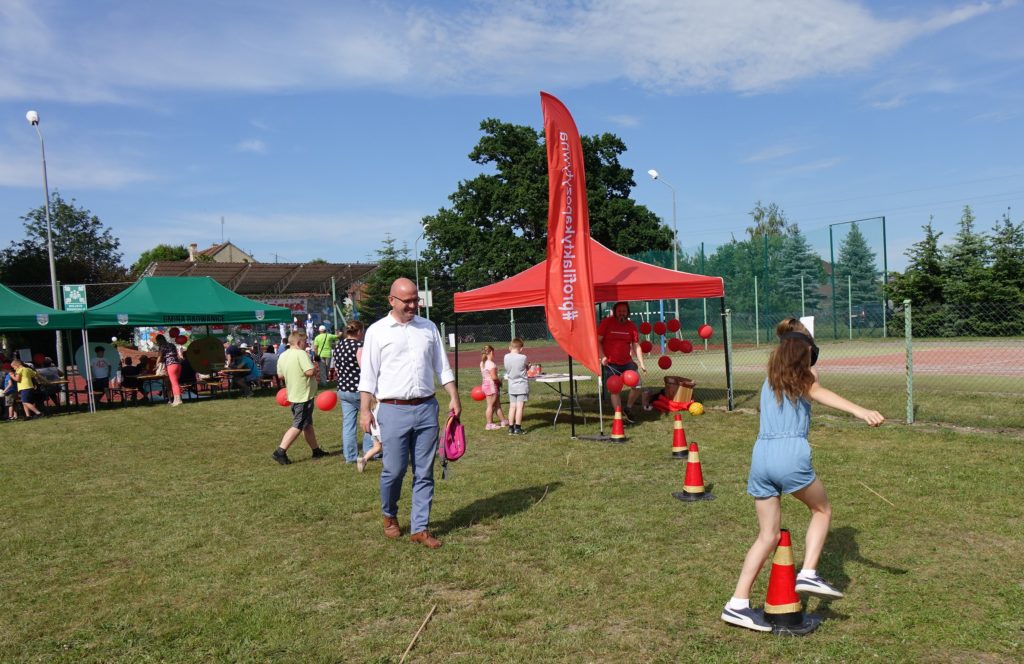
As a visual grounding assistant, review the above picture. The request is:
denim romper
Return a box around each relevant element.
[747,379,815,498]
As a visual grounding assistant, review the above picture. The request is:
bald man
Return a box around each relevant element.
[359,278,461,549]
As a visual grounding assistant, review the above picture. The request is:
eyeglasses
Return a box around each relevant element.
[389,295,421,305]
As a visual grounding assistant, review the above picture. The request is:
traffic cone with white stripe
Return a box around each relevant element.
[763,529,822,635]
[672,442,714,502]
[671,414,688,459]
[610,407,627,442]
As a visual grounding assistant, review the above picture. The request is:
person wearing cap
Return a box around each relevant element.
[312,324,337,386]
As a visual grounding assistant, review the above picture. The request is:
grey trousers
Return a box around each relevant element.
[378,398,440,534]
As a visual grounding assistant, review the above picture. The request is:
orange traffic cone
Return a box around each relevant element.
[610,407,627,442]
[672,442,714,502]
[671,414,688,459]
[763,529,822,635]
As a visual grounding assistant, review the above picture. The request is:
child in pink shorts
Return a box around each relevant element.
[480,345,508,431]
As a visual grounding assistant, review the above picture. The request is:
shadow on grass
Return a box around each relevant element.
[433,483,562,536]
[825,525,909,589]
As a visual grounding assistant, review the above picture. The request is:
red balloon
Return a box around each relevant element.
[667,319,681,332]
[276,388,291,407]
[175,335,188,345]
[168,327,180,338]
[680,340,694,353]
[698,324,714,340]
[658,355,672,370]
[315,391,338,411]
[622,370,640,387]
[640,340,654,354]
[653,321,667,336]
[639,321,652,335]
[32,352,45,366]
[606,374,624,394]
[667,338,681,352]
[471,385,486,401]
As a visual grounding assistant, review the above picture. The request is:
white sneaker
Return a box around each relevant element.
[795,575,844,599]
[720,605,772,632]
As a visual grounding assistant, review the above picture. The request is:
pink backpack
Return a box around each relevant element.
[439,410,466,479]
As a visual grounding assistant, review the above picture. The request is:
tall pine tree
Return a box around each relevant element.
[775,224,824,315]
[356,235,416,323]
[833,222,881,313]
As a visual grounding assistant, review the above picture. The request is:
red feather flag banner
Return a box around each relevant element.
[540,92,601,375]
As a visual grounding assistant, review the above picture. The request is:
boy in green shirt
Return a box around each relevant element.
[272,332,328,465]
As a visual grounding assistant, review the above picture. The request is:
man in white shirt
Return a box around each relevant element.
[359,278,461,549]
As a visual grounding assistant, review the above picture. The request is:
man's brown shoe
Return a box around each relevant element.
[383,516,401,539]
[409,530,442,549]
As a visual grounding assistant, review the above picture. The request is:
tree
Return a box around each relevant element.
[420,118,673,308]
[130,244,191,276]
[1,192,127,296]
[833,222,880,311]
[886,219,945,306]
[356,235,415,323]
[988,209,1024,296]
[746,201,787,238]
[942,206,989,306]
[775,224,825,314]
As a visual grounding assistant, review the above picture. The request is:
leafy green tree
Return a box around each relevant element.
[746,201,787,238]
[420,118,673,314]
[356,235,415,323]
[130,244,190,276]
[833,222,880,311]
[0,192,127,298]
[775,224,824,314]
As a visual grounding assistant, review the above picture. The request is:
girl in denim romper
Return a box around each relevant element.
[721,319,884,632]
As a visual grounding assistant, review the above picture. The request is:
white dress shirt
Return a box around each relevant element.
[358,313,455,399]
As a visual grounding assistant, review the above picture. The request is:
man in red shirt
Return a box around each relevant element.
[597,302,647,421]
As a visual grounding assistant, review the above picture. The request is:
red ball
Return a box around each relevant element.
[276,388,291,407]
[667,319,681,332]
[698,324,714,340]
[680,339,694,353]
[471,385,486,401]
[168,327,180,338]
[606,374,624,394]
[667,338,681,352]
[315,391,338,411]
[622,369,640,387]
[640,340,654,354]
[32,352,45,366]
[653,321,667,336]
[658,355,672,370]
[175,335,188,345]
[639,321,652,335]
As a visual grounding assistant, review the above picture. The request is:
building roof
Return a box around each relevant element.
[142,261,377,296]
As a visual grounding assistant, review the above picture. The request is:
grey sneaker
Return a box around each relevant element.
[720,605,772,632]
[795,575,844,599]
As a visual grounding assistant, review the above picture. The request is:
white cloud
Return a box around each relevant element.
[236,139,267,154]
[0,145,155,189]
[743,143,805,163]
[0,0,1004,103]
[606,114,640,127]
[782,157,843,175]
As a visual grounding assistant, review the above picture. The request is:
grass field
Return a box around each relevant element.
[3,389,1022,662]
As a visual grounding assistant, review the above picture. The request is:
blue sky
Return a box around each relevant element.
[1,0,1022,274]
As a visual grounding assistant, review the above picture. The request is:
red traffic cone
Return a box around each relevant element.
[672,442,714,502]
[610,407,627,442]
[763,529,822,635]
[671,414,688,459]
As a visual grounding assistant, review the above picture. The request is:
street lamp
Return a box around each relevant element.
[648,169,679,320]
[26,110,65,373]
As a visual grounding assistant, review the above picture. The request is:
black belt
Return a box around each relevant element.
[379,396,434,406]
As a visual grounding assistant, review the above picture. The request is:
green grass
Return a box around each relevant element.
[3,391,1023,662]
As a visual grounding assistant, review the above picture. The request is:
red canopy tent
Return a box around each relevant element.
[452,238,733,414]
[454,239,723,312]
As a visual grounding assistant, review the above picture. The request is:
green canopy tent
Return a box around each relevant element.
[77,277,292,411]
[0,283,84,331]
[83,276,292,327]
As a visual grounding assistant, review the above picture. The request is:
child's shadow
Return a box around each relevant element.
[432,483,561,536]
[813,526,908,620]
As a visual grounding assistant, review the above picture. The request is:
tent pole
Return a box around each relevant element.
[720,297,733,411]
[568,355,576,438]
[453,314,459,389]
[81,329,96,413]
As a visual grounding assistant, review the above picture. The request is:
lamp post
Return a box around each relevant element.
[648,169,679,320]
[26,110,65,373]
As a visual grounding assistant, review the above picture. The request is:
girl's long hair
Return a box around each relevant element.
[767,319,815,405]
[480,345,494,363]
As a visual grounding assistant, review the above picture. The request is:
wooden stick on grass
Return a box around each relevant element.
[535,484,549,505]
[400,603,437,664]
[859,481,895,507]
